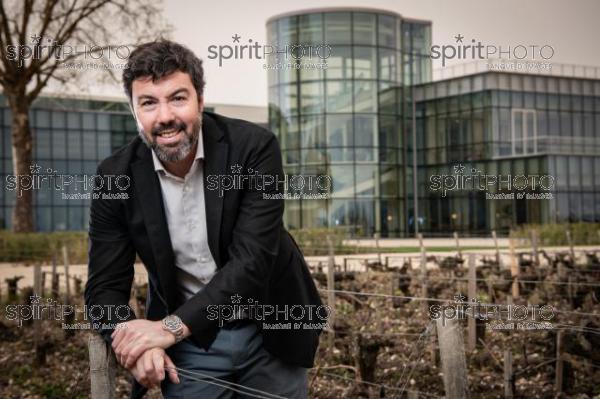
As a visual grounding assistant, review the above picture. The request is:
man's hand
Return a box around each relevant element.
[129,347,180,389]
[111,319,176,368]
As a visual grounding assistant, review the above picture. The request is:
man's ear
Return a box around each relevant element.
[128,101,144,132]
[198,95,204,113]
[128,101,135,118]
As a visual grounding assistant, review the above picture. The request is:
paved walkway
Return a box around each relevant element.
[343,237,510,248]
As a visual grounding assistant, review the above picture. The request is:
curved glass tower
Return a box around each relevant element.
[267,8,431,237]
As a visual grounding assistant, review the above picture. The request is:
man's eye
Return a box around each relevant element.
[173,96,186,102]
[141,101,154,107]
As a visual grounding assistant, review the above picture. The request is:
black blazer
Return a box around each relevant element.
[84,112,323,399]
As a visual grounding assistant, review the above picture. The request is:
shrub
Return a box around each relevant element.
[288,227,350,256]
[0,230,88,263]
[509,223,600,246]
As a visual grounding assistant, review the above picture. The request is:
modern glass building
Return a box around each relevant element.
[0,95,139,231]
[414,71,600,234]
[266,8,431,237]
[267,8,600,237]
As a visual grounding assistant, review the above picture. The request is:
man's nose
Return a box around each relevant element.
[156,103,175,125]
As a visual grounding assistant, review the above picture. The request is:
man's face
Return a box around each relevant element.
[131,71,203,163]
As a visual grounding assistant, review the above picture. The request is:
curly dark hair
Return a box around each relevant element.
[122,39,205,102]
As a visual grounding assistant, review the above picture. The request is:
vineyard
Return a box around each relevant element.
[0,231,599,398]
[305,236,600,398]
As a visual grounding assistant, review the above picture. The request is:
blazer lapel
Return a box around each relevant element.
[131,147,178,312]
[202,113,228,268]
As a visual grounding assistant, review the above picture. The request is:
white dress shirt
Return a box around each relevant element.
[151,131,217,302]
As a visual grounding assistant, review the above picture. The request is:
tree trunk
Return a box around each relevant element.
[8,94,34,232]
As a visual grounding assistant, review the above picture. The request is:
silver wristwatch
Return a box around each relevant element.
[162,315,185,343]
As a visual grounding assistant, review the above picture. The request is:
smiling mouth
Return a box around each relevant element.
[156,128,182,138]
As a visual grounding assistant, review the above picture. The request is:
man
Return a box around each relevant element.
[84,40,324,399]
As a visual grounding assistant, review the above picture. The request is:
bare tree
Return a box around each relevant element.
[0,0,171,232]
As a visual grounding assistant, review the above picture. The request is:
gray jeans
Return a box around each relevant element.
[161,321,308,398]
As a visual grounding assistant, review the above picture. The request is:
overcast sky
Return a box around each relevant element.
[54,0,600,106]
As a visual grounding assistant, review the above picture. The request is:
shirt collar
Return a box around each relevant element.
[151,128,204,173]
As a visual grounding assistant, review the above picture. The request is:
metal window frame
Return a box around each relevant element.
[511,108,537,156]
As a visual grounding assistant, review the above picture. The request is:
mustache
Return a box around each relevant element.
[151,121,187,136]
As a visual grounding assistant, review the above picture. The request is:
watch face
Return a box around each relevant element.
[164,315,182,330]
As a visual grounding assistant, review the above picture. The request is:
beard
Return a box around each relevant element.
[138,114,202,163]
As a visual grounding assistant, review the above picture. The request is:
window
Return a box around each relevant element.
[300,116,326,149]
[67,130,82,158]
[326,114,353,147]
[280,84,298,116]
[355,164,376,196]
[52,130,67,159]
[511,109,537,155]
[353,46,376,79]
[298,13,323,45]
[35,110,51,128]
[35,128,52,159]
[330,165,355,198]
[98,131,111,158]
[300,82,324,114]
[325,46,352,80]
[378,14,397,48]
[354,115,377,147]
[378,48,397,82]
[283,116,300,150]
[278,16,298,47]
[324,13,351,45]
[354,80,376,112]
[67,113,81,129]
[326,81,352,113]
[352,13,376,46]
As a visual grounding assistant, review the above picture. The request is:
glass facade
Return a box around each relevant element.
[414,72,600,234]
[0,96,138,231]
[267,9,431,236]
[269,8,600,237]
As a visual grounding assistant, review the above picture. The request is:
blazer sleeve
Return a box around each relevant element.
[173,132,284,346]
[84,164,137,346]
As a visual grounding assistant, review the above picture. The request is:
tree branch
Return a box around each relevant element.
[17,0,33,46]
[0,0,17,74]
